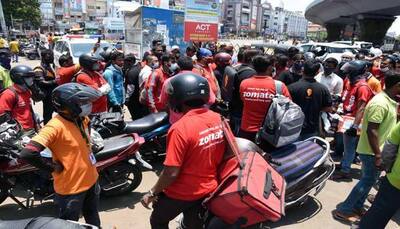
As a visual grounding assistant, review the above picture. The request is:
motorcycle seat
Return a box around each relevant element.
[95,135,134,161]
[124,112,169,135]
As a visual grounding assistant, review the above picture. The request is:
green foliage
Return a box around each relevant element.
[1,0,42,28]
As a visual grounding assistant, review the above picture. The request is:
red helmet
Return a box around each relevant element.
[214,52,232,66]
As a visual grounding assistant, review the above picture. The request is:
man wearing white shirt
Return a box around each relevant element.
[139,55,159,88]
[316,57,343,96]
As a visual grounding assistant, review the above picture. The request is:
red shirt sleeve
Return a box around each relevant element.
[164,127,188,167]
[0,90,16,114]
[77,73,99,89]
[356,85,371,103]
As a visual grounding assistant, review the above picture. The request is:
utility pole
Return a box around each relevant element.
[0,0,8,37]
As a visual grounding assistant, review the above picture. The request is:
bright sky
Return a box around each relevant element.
[267,0,400,35]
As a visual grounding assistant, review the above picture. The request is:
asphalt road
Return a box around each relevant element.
[0,57,399,228]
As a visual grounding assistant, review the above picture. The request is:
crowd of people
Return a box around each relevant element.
[0,38,400,229]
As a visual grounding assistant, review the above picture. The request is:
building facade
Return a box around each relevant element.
[222,0,308,39]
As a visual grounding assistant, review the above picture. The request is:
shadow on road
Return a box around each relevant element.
[267,196,322,227]
[0,191,146,220]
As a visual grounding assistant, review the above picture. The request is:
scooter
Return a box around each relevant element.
[205,136,335,228]
[0,216,98,229]
[0,120,146,209]
[91,112,170,164]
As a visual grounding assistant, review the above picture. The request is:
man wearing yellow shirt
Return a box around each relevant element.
[20,83,102,227]
[9,38,19,63]
[333,71,400,223]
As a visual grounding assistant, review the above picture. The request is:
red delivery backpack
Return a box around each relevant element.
[204,117,286,227]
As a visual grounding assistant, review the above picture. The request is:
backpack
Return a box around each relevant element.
[256,81,305,148]
[222,65,255,102]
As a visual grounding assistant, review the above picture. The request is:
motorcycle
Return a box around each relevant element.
[205,136,335,228]
[0,216,98,229]
[91,112,170,164]
[0,120,146,209]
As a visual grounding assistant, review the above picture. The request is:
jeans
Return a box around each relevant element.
[55,182,100,227]
[12,53,18,62]
[150,193,204,229]
[359,177,400,229]
[340,134,359,173]
[337,155,380,214]
[334,132,344,157]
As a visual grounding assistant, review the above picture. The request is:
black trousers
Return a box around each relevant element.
[42,94,54,124]
[150,193,204,229]
[127,97,149,120]
[54,182,101,227]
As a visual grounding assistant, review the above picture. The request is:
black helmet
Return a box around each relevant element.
[52,83,102,118]
[166,72,209,112]
[79,53,100,71]
[99,47,113,62]
[340,60,368,78]
[10,65,35,86]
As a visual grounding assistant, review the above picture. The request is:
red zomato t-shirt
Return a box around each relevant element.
[163,108,225,201]
[240,76,291,132]
[76,71,108,113]
[0,85,34,129]
[342,79,373,117]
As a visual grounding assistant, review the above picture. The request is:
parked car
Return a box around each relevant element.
[298,42,358,62]
[53,35,112,68]
[332,41,373,50]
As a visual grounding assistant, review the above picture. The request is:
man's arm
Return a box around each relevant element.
[103,70,118,106]
[150,166,180,195]
[20,141,61,173]
[353,100,367,126]
[367,122,381,157]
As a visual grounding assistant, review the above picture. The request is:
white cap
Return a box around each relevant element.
[341,51,354,58]
[171,45,180,51]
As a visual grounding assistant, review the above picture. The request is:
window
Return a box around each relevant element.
[96,6,101,9]
[55,15,63,20]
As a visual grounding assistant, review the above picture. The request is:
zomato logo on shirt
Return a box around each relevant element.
[198,124,224,147]
[242,87,275,102]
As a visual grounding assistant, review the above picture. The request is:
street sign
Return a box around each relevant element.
[184,21,218,41]
[184,0,219,42]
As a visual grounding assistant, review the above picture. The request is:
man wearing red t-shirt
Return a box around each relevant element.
[194,48,221,99]
[76,54,110,114]
[144,54,172,113]
[141,73,225,229]
[56,54,80,85]
[0,65,42,132]
[333,61,374,180]
[239,55,291,141]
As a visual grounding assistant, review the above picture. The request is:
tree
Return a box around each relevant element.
[1,0,41,29]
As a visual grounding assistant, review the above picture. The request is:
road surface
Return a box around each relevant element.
[0,57,399,228]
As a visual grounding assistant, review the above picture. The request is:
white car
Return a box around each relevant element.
[298,42,358,62]
[53,35,113,68]
[332,41,373,50]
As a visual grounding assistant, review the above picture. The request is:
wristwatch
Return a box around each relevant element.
[148,189,156,197]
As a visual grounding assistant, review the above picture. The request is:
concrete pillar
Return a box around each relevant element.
[325,23,345,42]
[358,16,395,46]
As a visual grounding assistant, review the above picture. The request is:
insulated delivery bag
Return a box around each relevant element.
[204,118,286,227]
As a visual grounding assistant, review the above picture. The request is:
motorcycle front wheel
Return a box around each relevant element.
[100,162,142,197]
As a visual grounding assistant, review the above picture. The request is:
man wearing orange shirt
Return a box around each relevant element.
[239,55,291,142]
[21,83,102,227]
[141,73,225,229]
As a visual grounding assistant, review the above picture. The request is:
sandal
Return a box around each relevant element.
[332,209,360,223]
[353,208,367,217]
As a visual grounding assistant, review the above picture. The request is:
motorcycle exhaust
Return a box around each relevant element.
[131,151,153,170]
